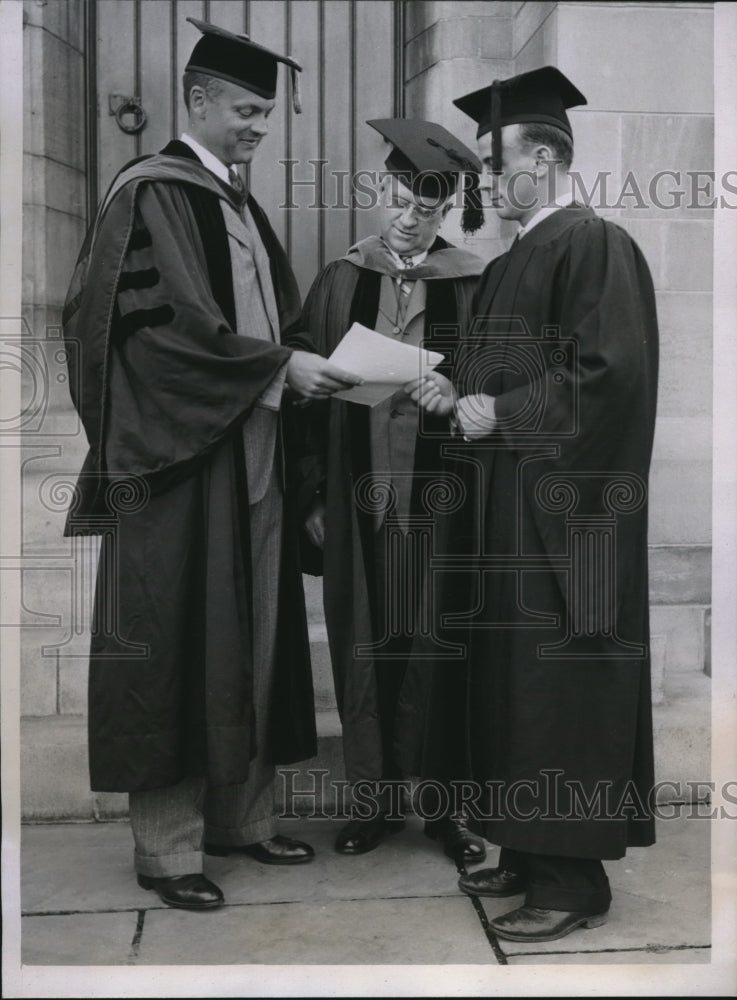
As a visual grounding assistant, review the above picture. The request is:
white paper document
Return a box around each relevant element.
[328,322,444,405]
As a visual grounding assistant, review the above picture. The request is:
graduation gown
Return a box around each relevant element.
[399,206,659,858]
[301,236,483,782]
[62,143,316,792]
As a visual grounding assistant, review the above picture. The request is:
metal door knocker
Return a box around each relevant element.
[109,93,147,135]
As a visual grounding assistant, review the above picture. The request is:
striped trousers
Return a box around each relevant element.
[129,470,283,878]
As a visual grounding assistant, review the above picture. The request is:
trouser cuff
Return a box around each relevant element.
[134,850,203,878]
[526,881,612,914]
[204,814,276,847]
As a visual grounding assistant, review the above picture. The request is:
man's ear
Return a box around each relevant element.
[534,144,554,177]
[441,199,453,220]
[189,85,208,118]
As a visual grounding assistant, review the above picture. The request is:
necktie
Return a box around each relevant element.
[395,254,416,298]
[228,167,246,196]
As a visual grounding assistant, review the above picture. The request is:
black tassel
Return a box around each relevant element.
[461,171,485,235]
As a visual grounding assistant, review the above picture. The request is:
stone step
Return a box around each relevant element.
[20,670,711,822]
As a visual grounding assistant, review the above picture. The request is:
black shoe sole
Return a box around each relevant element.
[136,874,223,910]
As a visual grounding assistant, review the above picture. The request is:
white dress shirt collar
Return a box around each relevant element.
[517,189,576,239]
[179,133,230,185]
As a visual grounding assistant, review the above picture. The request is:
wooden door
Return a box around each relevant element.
[90,0,402,295]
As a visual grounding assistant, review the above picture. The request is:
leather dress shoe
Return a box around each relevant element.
[335,814,405,855]
[136,873,224,910]
[424,816,487,863]
[458,866,527,897]
[489,904,609,943]
[204,835,314,865]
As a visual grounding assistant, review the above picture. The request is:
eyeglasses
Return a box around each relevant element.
[384,194,445,222]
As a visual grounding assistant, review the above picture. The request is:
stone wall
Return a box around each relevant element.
[21,0,90,719]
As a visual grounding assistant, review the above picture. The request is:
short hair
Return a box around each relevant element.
[518,122,574,170]
[182,71,224,111]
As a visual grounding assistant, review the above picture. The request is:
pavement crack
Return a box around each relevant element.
[127,908,146,962]
[456,858,508,965]
[507,944,711,958]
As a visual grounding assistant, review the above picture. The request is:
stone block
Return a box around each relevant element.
[648,458,712,546]
[21,469,79,557]
[22,912,139,966]
[35,29,85,169]
[21,204,45,315]
[406,15,513,81]
[662,220,714,293]
[513,0,556,58]
[654,291,712,420]
[20,563,71,627]
[616,217,664,289]
[92,791,129,820]
[652,416,711,464]
[514,15,555,76]
[405,56,514,123]
[23,205,86,316]
[405,1,516,40]
[619,114,714,221]
[649,633,666,705]
[703,608,711,677]
[43,207,87,309]
[20,643,57,716]
[22,22,46,158]
[23,151,86,218]
[20,715,96,820]
[648,545,711,606]
[650,605,707,676]
[24,0,84,47]
[567,111,624,215]
[58,656,88,715]
[557,2,713,114]
[648,418,712,552]
[652,672,710,801]
[138,896,495,965]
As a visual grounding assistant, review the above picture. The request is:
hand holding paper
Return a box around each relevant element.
[286,349,364,400]
[328,322,444,405]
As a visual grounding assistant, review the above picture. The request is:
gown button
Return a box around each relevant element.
[392,326,400,334]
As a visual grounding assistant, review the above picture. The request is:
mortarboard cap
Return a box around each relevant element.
[453,66,586,173]
[367,118,485,234]
[186,17,303,113]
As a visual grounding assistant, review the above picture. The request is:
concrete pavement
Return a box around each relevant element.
[20,807,710,969]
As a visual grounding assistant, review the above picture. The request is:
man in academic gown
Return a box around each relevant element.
[300,119,488,860]
[408,68,658,942]
[62,19,360,911]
